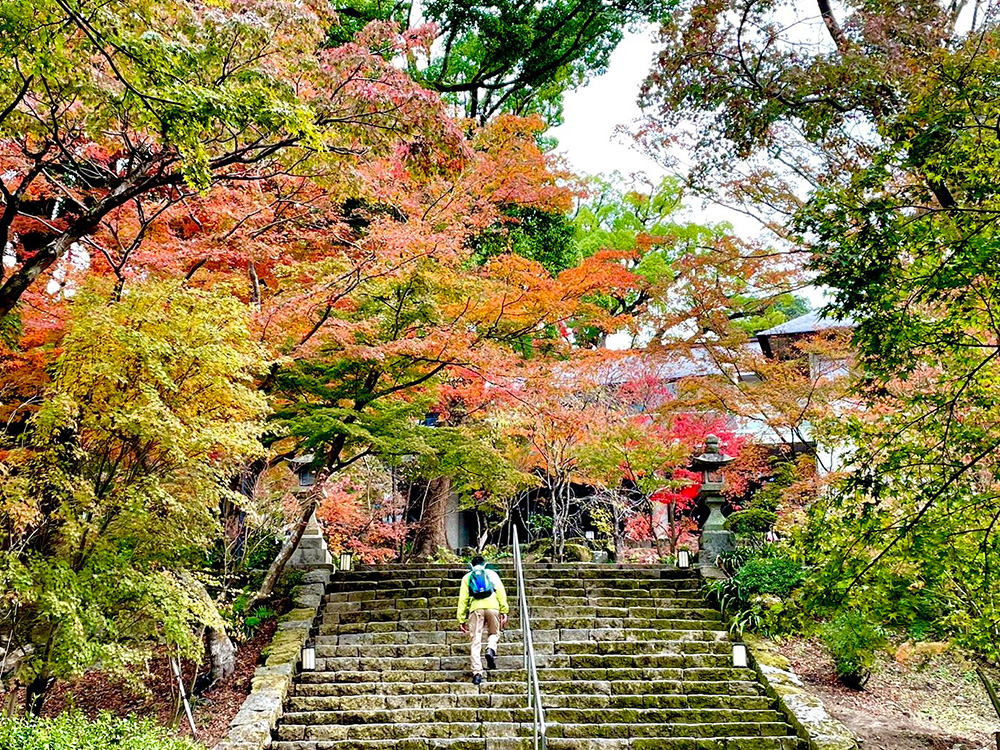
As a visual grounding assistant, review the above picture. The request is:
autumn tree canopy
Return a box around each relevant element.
[638,0,1000,653]
[328,0,676,125]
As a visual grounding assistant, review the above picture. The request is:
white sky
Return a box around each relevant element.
[549,27,665,183]
[550,25,830,318]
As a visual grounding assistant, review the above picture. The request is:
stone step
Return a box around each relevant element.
[314,652,736,672]
[324,628,729,646]
[287,692,777,712]
[298,668,762,687]
[312,639,734,657]
[279,707,783,727]
[269,564,800,750]
[323,605,721,621]
[322,592,706,606]
[327,580,702,593]
[272,738,802,750]
[276,721,795,742]
[292,678,766,698]
[324,593,710,608]
[549,723,795,740]
[320,618,723,634]
[337,566,694,579]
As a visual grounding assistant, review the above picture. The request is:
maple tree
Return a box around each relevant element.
[569,174,810,347]
[0,280,267,714]
[327,0,676,125]
[0,0,457,322]
[0,0,665,706]
[639,0,1000,653]
[313,459,408,564]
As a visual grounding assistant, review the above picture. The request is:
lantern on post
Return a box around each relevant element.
[691,435,736,566]
[302,641,316,671]
[676,549,691,569]
[732,642,748,668]
[339,549,354,572]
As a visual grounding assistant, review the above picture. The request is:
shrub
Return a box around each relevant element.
[735,557,804,597]
[0,713,198,750]
[821,611,887,689]
[724,509,778,535]
[716,540,776,575]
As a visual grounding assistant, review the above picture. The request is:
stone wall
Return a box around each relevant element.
[213,567,330,750]
[746,636,859,750]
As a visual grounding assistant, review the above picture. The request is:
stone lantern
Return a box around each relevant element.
[691,434,735,565]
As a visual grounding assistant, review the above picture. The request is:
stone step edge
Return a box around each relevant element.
[745,639,858,750]
[268,739,803,750]
[277,709,788,724]
[275,725,799,741]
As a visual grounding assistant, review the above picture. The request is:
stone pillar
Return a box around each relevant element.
[289,511,333,568]
[699,496,734,566]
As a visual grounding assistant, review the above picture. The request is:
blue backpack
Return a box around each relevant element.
[468,564,495,600]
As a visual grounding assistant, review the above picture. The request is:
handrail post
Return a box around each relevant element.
[512,527,546,750]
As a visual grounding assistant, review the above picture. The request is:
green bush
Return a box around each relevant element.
[735,557,804,597]
[821,611,887,689]
[0,713,198,750]
[724,509,778,535]
[716,540,776,575]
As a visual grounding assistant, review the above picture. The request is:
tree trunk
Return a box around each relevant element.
[612,498,625,562]
[250,495,315,607]
[25,673,52,717]
[413,476,452,558]
[551,480,570,562]
[208,627,237,684]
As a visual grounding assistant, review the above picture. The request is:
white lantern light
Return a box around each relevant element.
[585,531,595,541]
[339,550,354,572]
[677,549,690,569]
[732,643,748,668]
[302,644,316,671]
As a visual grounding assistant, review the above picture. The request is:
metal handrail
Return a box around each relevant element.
[512,527,547,750]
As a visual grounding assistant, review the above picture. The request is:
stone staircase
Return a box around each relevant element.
[271,564,804,750]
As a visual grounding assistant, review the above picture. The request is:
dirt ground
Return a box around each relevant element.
[0,620,276,749]
[776,637,999,750]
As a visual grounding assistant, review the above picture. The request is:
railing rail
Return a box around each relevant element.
[512,527,547,750]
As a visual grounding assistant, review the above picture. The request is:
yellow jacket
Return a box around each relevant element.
[456,568,508,624]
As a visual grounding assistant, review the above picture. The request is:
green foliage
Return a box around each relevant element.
[469,206,579,274]
[224,594,277,639]
[0,310,21,348]
[821,611,887,689]
[0,712,199,750]
[570,174,809,329]
[641,0,1000,662]
[724,509,778,535]
[428,546,462,565]
[241,605,278,639]
[1,0,325,191]
[527,513,554,535]
[0,280,267,697]
[707,548,805,637]
[329,1,675,124]
[748,476,785,515]
[736,558,804,598]
[473,544,512,562]
[716,543,770,576]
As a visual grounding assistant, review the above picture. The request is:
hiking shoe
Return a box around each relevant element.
[485,649,497,671]
[473,673,483,686]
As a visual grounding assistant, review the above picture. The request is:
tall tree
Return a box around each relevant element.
[0,0,456,321]
[0,280,267,713]
[570,174,809,345]
[329,0,676,125]
[640,0,1000,651]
